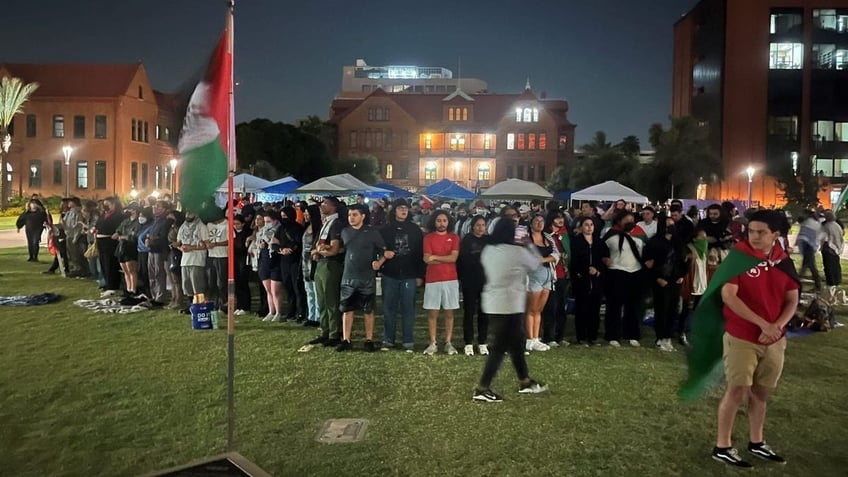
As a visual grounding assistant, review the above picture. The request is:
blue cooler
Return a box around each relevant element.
[190,302,214,330]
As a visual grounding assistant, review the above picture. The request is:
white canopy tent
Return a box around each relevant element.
[216,173,272,193]
[570,180,648,203]
[479,178,553,200]
[293,173,390,195]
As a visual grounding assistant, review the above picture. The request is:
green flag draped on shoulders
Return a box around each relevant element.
[679,240,796,400]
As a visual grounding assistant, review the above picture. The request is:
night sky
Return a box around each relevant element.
[6,0,698,148]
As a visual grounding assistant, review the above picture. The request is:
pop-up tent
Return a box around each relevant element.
[570,180,648,203]
[365,183,414,199]
[424,178,475,200]
[479,178,553,200]
[293,173,390,195]
[261,176,304,195]
[217,173,272,193]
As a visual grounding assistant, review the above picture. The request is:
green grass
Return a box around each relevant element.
[0,214,60,231]
[1,247,847,476]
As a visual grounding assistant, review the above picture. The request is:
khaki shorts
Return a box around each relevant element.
[723,332,787,389]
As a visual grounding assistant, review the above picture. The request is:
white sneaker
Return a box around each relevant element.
[608,340,621,348]
[558,340,571,348]
[546,341,560,348]
[270,314,283,322]
[423,343,437,355]
[628,340,641,347]
[234,309,247,316]
[663,339,676,352]
[261,313,275,322]
[464,344,474,356]
[531,339,550,352]
[445,342,458,355]
[525,339,534,352]
[478,344,489,355]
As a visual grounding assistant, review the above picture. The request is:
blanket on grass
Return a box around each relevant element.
[0,293,61,306]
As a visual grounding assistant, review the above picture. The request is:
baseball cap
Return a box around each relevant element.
[518,204,531,213]
[440,203,451,210]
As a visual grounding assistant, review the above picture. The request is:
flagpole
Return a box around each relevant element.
[225,0,237,452]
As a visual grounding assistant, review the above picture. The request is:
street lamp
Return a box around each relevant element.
[62,146,73,198]
[746,166,755,208]
[130,187,138,200]
[169,158,178,197]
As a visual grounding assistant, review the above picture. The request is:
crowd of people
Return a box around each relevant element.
[16,194,843,354]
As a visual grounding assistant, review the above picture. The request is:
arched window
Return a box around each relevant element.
[523,108,532,122]
[462,108,468,121]
[532,108,539,122]
[515,108,523,122]
[449,108,454,121]
[386,164,393,179]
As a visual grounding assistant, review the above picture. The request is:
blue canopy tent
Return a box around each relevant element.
[261,177,304,194]
[364,183,414,199]
[425,178,475,200]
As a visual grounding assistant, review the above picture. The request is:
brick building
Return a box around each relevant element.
[673,0,848,207]
[330,84,576,190]
[0,63,180,200]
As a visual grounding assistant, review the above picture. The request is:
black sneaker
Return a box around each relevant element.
[518,379,549,394]
[364,340,376,352]
[42,269,55,274]
[324,338,340,347]
[472,388,503,403]
[748,442,785,464]
[335,340,352,352]
[712,447,754,468]
[308,335,328,345]
[302,320,319,328]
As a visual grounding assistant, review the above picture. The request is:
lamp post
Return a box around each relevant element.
[746,166,755,208]
[62,146,73,198]
[130,187,138,201]
[169,158,178,197]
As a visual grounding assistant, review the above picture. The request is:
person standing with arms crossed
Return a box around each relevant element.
[422,210,461,355]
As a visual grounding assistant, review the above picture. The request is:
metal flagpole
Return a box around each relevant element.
[225,0,237,452]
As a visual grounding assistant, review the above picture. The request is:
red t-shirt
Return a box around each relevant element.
[723,242,799,344]
[423,232,460,283]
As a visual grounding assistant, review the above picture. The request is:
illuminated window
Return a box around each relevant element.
[484,134,491,150]
[516,108,523,122]
[507,133,515,150]
[462,108,468,121]
[154,165,161,189]
[523,108,532,122]
[386,164,393,179]
[53,115,65,138]
[769,43,803,69]
[449,108,454,121]
[517,133,525,150]
[425,163,437,181]
[425,134,432,150]
[532,109,539,122]
[528,133,536,150]
[539,133,547,150]
[558,135,568,150]
[477,164,490,182]
[76,161,88,189]
[28,160,42,188]
[836,122,848,141]
[770,12,802,35]
[814,9,848,33]
[449,135,465,151]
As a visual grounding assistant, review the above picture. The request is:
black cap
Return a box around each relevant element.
[393,198,410,208]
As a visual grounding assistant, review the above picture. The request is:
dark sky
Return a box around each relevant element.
[5,0,698,148]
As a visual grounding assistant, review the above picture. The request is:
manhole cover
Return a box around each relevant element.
[316,418,369,444]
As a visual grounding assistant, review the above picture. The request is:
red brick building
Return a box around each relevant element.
[330,85,576,190]
[673,0,848,207]
[0,63,180,200]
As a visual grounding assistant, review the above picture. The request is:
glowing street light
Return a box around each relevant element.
[130,187,138,200]
[169,158,178,197]
[746,166,755,208]
[62,146,73,198]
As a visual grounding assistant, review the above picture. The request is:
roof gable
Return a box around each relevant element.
[0,63,143,98]
[442,90,474,102]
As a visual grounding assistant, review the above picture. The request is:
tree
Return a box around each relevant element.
[617,135,641,160]
[566,131,639,190]
[546,165,569,193]
[235,118,334,182]
[335,155,380,184]
[774,157,822,209]
[639,116,721,201]
[0,76,39,209]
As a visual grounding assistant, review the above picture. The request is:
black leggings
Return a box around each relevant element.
[542,278,568,342]
[478,313,529,390]
[462,285,488,345]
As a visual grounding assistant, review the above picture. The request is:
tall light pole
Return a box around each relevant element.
[746,166,755,208]
[62,146,73,198]
[169,158,178,199]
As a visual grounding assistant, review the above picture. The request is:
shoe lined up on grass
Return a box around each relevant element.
[478,344,489,355]
[628,339,641,347]
[444,343,458,355]
[711,447,753,468]
[747,442,785,463]
[655,339,676,352]
[261,313,275,322]
[335,340,352,352]
[423,343,437,355]
[518,379,548,394]
[364,340,376,352]
[464,344,474,356]
[308,335,327,345]
[472,388,503,403]
[608,340,621,348]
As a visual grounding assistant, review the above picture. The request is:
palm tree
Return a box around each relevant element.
[0,76,40,210]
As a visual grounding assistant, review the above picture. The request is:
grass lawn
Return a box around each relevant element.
[0,214,61,231]
[1,246,847,476]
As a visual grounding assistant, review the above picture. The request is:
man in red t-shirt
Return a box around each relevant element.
[712,210,799,468]
[422,210,460,356]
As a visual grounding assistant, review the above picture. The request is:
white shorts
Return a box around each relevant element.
[423,280,460,310]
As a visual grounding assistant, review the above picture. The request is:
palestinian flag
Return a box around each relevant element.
[679,240,797,400]
[177,21,232,220]
[630,223,648,244]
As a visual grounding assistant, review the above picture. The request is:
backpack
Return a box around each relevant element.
[791,295,834,332]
